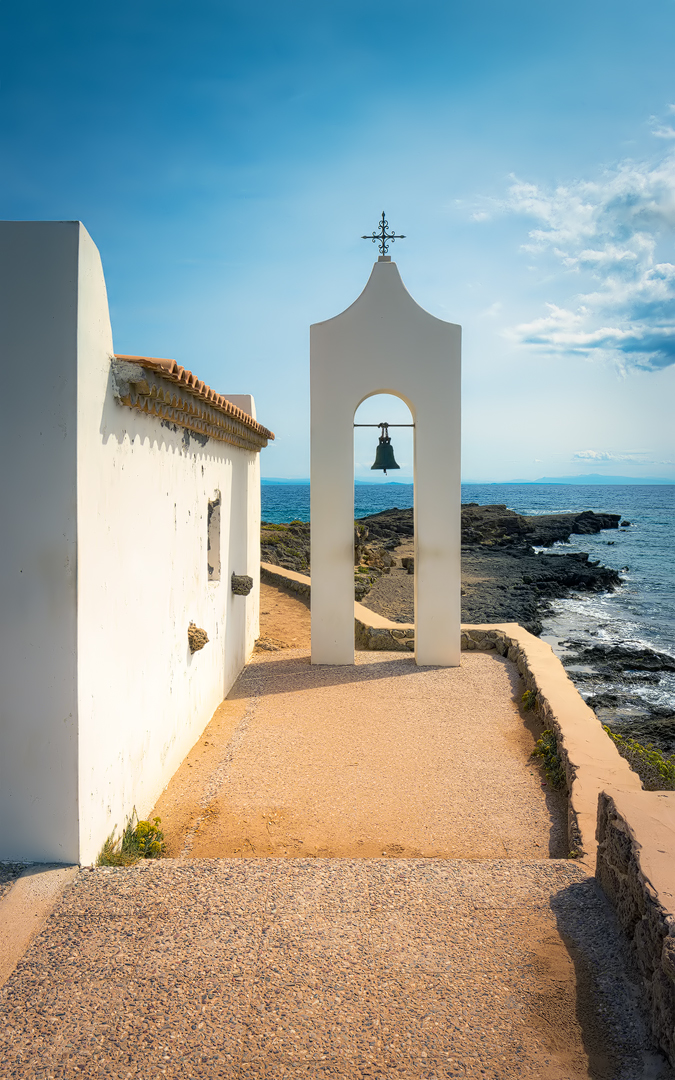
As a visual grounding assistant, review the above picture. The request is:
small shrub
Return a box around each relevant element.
[260,522,289,531]
[532,730,566,791]
[522,689,537,712]
[603,726,675,791]
[261,533,285,546]
[97,810,165,867]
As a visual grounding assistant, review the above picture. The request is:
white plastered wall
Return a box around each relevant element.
[0,221,261,865]
[310,258,461,667]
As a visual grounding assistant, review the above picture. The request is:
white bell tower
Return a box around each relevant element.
[310,218,461,666]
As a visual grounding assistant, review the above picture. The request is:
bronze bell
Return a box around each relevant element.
[371,424,400,475]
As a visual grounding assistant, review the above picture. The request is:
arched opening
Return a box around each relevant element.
[353,392,415,626]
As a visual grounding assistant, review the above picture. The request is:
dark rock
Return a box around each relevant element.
[565,642,675,674]
[561,641,675,752]
[586,692,621,708]
[188,623,209,653]
[231,573,253,596]
[261,520,310,573]
[261,503,625,632]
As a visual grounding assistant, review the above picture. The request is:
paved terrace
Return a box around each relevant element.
[0,594,672,1079]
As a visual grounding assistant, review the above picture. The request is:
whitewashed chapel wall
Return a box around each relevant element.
[0,221,269,866]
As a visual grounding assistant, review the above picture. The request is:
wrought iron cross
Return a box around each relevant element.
[361,212,406,256]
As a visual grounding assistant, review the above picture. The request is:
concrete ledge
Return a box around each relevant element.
[596,789,675,1068]
[261,562,416,649]
[0,864,78,988]
[461,624,643,870]
[261,562,311,599]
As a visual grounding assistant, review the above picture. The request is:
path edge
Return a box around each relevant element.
[0,864,78,989]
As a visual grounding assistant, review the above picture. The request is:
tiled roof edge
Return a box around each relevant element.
[114,355,274,441]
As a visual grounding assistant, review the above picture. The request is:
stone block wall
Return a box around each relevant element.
[261,564,311,599]
[596,790,675,1068]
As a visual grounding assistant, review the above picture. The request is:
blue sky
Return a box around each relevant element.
[3,0,675,481]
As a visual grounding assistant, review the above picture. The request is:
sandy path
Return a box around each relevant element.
[257,580,311,648]
[152,631,567,860]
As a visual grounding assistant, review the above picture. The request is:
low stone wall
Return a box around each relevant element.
[354,620,415,651]
[460,624,643,868]
[261,563,311,599]
[596,789,675,1067]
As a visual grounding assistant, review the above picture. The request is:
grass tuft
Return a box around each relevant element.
[603,726,675,791]
[532,730,566,791]
[97,810,165,866]
[521,689,537,712]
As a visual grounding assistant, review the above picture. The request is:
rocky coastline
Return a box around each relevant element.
[261,503,624,637]
[261,504,674,751]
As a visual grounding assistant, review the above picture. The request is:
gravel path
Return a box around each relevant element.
[153,649,567,861]
[2,639,671,1076]
[0,858,671,1079]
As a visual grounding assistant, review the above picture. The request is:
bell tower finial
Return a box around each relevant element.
[361,212,406,257]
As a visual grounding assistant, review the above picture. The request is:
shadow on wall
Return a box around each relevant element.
[548,879,670,1077]
[99,364,236,467]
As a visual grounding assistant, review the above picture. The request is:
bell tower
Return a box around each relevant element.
[310,222,461,666]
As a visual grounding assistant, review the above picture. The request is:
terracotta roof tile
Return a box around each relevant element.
[114,355,274,442]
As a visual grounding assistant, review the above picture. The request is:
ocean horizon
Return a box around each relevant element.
[262,475,675,486]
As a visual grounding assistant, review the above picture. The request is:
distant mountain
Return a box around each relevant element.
[261,477,415,486]
[355,478,413,485]
[526,474,674,486]
[263,474,674,487]
[261,477,310,485]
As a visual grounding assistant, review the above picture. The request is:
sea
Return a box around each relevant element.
[262,482,675,740]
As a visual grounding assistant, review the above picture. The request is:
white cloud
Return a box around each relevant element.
[651,123,675,140]
[572,449,655,463]
[496,122,675,371]
[573,450,615,461]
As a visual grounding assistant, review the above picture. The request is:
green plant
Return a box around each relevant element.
[97,810,165,866]
[521,689,537,712]
[603,726,675,791]
[260,522,289,531]
[261,533,285,545]
[532,730,566,791]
